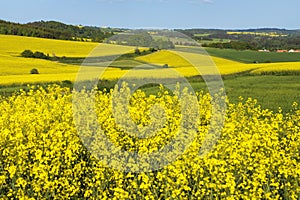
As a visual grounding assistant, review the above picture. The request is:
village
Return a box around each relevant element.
[259,48,300,52]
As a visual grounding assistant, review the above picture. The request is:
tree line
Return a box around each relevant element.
[0,19,117,42]
[105,32,175,49]
[202,36,300,51]
[177,28,300,51]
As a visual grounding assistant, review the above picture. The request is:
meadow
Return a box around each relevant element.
[0,34,300,199]
[141,76,300,113]
[205,47,300,63]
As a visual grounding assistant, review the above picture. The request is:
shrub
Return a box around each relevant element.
[21,50,34,58]
[163,64,169,68]
[149,47,157,52]
[134,47,141,55]
[33,51,49,59]
[30,68,39,74]
[61,80,72,87]
[21,50,49,59]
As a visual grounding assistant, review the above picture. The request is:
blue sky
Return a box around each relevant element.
[0,0,299,29]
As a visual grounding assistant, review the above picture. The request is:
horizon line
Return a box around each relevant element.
[1,18,299,31]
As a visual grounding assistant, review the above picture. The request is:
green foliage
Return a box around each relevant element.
[151,38,175,49]
[21,50,34,58]
[33,51,49,59]
[202,41,257,50]
[177,28,300,51]
[140,75,300,113]
[21,50,49,59]
[163,64,169,68]
[134,47,141,55]
[106,32,175,49]
[149,47,157,52]
[30,68,39,74]
[0,19,115,42]
[1,75,300,113]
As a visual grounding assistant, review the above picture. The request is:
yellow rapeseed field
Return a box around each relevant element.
[227,31,288,37]
[0,34,95,57]
[0,34,134,84]
[0,85,299,199]
[0,73,78,85]
[1,35,300,85]
[1,35,300,199]
[250,62,300,75]
[0,56,79,76]
[137,50,300,76]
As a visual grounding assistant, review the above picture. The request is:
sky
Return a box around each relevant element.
[0,0,299,29]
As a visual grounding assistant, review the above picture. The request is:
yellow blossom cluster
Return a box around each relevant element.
[0,85,299,199]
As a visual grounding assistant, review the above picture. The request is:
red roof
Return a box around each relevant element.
[277,50,288,52]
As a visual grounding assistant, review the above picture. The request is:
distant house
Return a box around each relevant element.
[288,49,300,53]
[258,49,270,52]
[277,50,288,53]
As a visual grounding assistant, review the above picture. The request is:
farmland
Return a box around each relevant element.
[227,31,288,37]
[205,47,300,63]
[1,34,300,110]
[0,33,300,199]
[0,35,135,84]
[1,84,300,199]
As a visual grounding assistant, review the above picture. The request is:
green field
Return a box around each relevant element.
[205,47,300,63]
[137,75,300,113]
[200,39,231,44]
[194,33,211,37]
[222,76,300,112]
[193,34,231,43]
[1,75,299,113]
[1,30,300,200]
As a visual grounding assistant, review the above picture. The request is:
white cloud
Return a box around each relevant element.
[187,0,214,4]
[202,0,214,3]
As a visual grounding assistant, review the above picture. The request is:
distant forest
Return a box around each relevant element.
[0,20,122,42]
[105,32,175,49]
[176,28,300,51]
